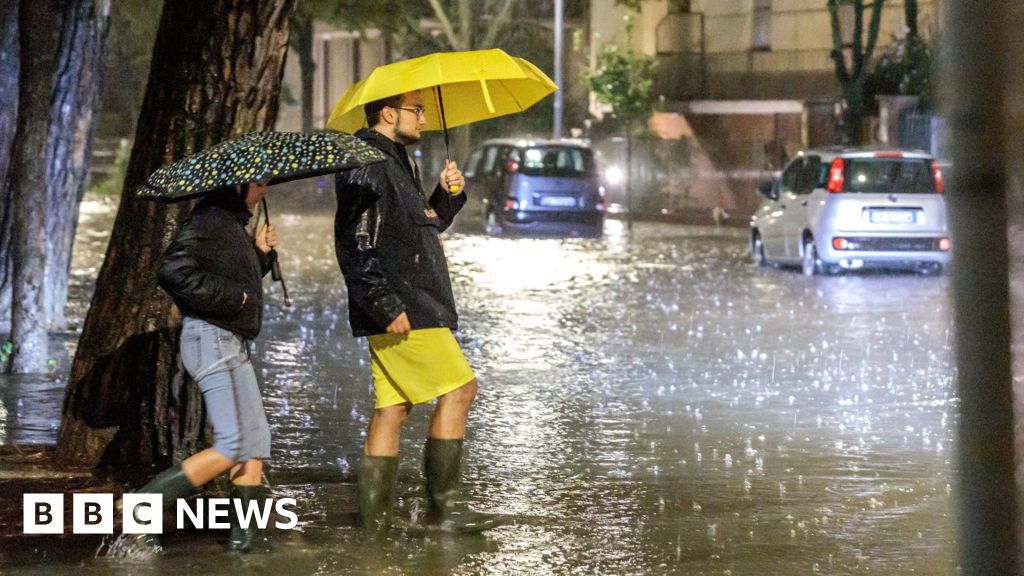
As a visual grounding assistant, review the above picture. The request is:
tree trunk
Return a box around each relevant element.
[56,0,296,467]
[905,0,918,40]
[293,12,315,132]
[44,0,111,330]
[0,1,19,329]
[7,0,68,374]
[843,76,867,145]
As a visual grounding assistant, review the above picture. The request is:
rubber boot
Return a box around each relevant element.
[100,464,198,557]
[419,438,508,534]
[359,455,399,530]
[228,484,273,553]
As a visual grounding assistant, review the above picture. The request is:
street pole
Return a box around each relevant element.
[553,0,564,139]
[944,0,1018,574]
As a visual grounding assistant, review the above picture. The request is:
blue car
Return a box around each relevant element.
[463,139,606,237]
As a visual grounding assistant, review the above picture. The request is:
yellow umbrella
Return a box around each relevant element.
[326,48,558,168]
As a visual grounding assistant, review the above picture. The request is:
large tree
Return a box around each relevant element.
[44,0,112,330]
[0,2,19,330]
[827,0,886,145]
[56,0,296,467]
[6,0,111,373]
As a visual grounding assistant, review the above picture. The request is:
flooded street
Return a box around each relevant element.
[1,194,955,574]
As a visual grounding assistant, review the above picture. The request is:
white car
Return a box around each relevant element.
[750,148,951,275]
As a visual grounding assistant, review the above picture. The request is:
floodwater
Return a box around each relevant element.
[0,193,956,574]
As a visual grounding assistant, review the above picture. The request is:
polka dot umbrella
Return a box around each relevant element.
[136,131,386,201]
[137,131,385,308]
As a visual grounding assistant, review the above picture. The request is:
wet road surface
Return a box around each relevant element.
[0,196,955,574]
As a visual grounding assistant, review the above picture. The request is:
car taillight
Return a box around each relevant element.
[826,158,845,193]
[873,151,905,158]
[506,160,519,173]
[504,198,518,210]
[931,161,945,194]
[832,237,850,250]
[938,237,951,251]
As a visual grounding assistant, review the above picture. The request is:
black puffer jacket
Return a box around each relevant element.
[157,193,274,340]
[334,129,466,337]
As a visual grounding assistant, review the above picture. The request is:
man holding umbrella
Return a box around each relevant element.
[334,90,504,534]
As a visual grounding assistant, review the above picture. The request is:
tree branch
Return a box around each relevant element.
[427,0,459,50]
[481,0,516,49]
[827,0,850,84]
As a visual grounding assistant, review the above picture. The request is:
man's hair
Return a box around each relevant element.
[364,94,405,127]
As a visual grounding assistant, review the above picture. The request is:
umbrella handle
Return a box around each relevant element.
[261,199,292,307]
[435,86,461,193]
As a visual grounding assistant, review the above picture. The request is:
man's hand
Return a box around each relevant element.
[255,223,277,253]
[439,160,465,194]
[386,312,411,334]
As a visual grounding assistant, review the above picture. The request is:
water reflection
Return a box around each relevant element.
[0,198,955,574]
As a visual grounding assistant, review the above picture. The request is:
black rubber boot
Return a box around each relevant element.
[99,464,198,557]
[228,484,273,553]
[419,438,508,534]
[359,455,399,530]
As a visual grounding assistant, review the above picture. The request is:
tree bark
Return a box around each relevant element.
[56,0,296,468]
[828,0,885,145]
[0,1,19,329]
[44,0,111,330]
[7,0,67,374]
[292,11,315,132]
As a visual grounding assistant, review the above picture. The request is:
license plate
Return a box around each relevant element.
[540,196,576,207]
[868,209,917,224]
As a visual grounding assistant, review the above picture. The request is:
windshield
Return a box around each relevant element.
[516,146,595,177]
[841,158,936,194]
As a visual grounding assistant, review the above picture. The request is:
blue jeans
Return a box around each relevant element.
[180,318,271,462]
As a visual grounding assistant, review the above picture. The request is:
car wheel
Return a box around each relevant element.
[485,209,504,236]
[751,232,767,266]
[801,239,820,276]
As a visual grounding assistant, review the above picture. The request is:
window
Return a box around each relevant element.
[479,146,499,176]
[843,159,937,194]
[464,149,483,178]
[518,147,595,177]
[781,158,802,194]
[752,0,772,51]
[798,156,821,194]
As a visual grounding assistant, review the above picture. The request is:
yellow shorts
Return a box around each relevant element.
[367,327,476,408]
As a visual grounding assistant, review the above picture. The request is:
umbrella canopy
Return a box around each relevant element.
[136,131,386,201]
[325,49,558,134]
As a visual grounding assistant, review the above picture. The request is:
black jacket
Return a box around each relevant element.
[157,193,274,340]
[334,129,466,337]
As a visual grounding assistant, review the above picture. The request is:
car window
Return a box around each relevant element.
[780,158,802,194]
[479,146,499,176]
[519,146,595,177]
[843,158,936,194]
[464,149,483,178]
[798,156,821,194]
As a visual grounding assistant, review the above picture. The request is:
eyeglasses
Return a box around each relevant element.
[393,106,425,119]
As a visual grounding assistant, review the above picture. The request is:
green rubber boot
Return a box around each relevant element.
[420,438,508,534]
[100,464,198,557]
[228,484,273,553]
[359,455,399,530]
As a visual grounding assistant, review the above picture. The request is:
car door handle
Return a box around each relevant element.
[800,200,807,206]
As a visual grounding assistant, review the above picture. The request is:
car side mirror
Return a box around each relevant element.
[758,180,779,201]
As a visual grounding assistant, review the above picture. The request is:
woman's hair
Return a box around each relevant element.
[199,183,249,211]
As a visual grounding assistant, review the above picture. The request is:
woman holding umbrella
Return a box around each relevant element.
[104,131,384,557]
[108,181,279,555]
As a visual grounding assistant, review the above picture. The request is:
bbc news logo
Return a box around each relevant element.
[23,494,298,534]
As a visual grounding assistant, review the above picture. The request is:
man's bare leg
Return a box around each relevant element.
[365,402,413,455]
[429,379,478,439]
